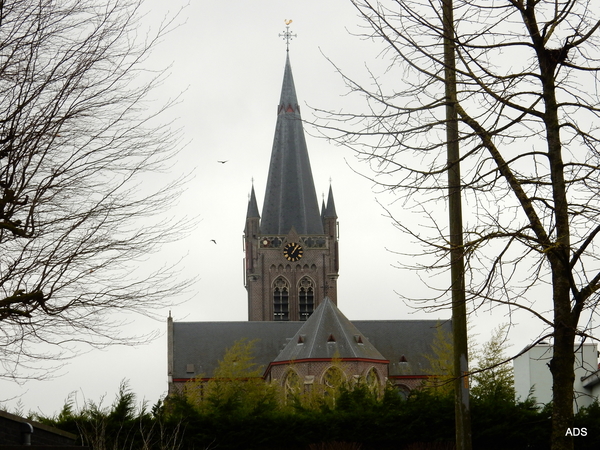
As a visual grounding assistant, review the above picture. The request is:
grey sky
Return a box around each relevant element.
[1,0,545,415]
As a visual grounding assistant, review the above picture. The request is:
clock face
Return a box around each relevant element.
[283,242,303,262]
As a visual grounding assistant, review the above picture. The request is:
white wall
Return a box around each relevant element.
[513,342,599,412]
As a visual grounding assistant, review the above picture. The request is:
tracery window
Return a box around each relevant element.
[273,277,289,321]
[298,277,314,321]
[283,370,301,400]
[322,366,345,389]
[366,367,380,393]
[321,366,346,407]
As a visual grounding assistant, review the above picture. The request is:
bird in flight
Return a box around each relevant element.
[217,160,228,164]
[210,239,217,244]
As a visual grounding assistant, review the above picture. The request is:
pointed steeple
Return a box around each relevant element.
[246,185,260,219]
[260,54,324,235]
[324,185,337,218]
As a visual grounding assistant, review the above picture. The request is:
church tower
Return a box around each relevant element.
[244,53,339,321]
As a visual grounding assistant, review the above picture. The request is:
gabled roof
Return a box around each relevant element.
[273,298,386,362]
[260,53,323,235]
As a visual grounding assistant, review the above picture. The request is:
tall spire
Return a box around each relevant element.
[260,54,324,235]
[246,184,260,219]
[324,185,337,218]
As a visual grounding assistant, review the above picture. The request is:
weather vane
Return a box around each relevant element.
[279,19,297,52]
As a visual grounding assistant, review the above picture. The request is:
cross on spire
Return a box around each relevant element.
[279,19,297,52]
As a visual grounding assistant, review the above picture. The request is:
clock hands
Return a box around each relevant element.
[283,242,303,261]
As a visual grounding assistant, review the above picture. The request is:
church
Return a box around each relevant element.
[167,47,451,397]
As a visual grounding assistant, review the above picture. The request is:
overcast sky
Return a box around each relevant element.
[1,0,551,416]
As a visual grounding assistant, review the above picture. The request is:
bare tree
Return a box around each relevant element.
[0,0,189,381]
[315,1,600,449]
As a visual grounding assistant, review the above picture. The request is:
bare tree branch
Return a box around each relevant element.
[314,2,600,449]
[0,0,192,382]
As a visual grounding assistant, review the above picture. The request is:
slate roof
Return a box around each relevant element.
[260,53,323,235]
[324,185,337,219]
[170,316,451,380]
[170,321,299,380]
[246,185,260,219]
[353,320,451,377]
[274,298,386,362]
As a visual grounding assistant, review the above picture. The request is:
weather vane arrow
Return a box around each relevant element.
[279,19,297,52]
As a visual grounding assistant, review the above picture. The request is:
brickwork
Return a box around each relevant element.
[389,377,428,390]
[269,360,388,388]
[171,367,430,397]
[245,225,339,321]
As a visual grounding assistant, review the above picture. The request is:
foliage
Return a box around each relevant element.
[421,323,454,396]
[308,443,363,450]
[470,324,515,402]
[41,379,597,450]
[470,395,551,450]
[184,338,280,417]
[38,380,185,450]
[34,342,566,449]
[573,401,600,450]
[162,340,559,449]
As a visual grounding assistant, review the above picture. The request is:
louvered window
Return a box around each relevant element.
[298,277,314,321]
[273,277,289,321]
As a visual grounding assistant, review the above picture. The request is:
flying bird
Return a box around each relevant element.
[217,160,228,164]
[210,239,217,244]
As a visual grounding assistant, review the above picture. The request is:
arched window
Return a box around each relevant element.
[322,366,346,389]
[393,384,411,400]
[273,277,289,321]
[365,367,381,393]
[321,366,346,407]
[283,370,301,400]
[298,277,315,321]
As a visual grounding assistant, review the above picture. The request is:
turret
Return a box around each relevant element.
[323,185,339,275]
[244,186,260,284]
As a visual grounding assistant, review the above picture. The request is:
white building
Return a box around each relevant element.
[514,342,600,412]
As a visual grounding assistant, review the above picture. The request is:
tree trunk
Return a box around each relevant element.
[550,272,576,450]
[539,43,575,450]
[442,1,472,449]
